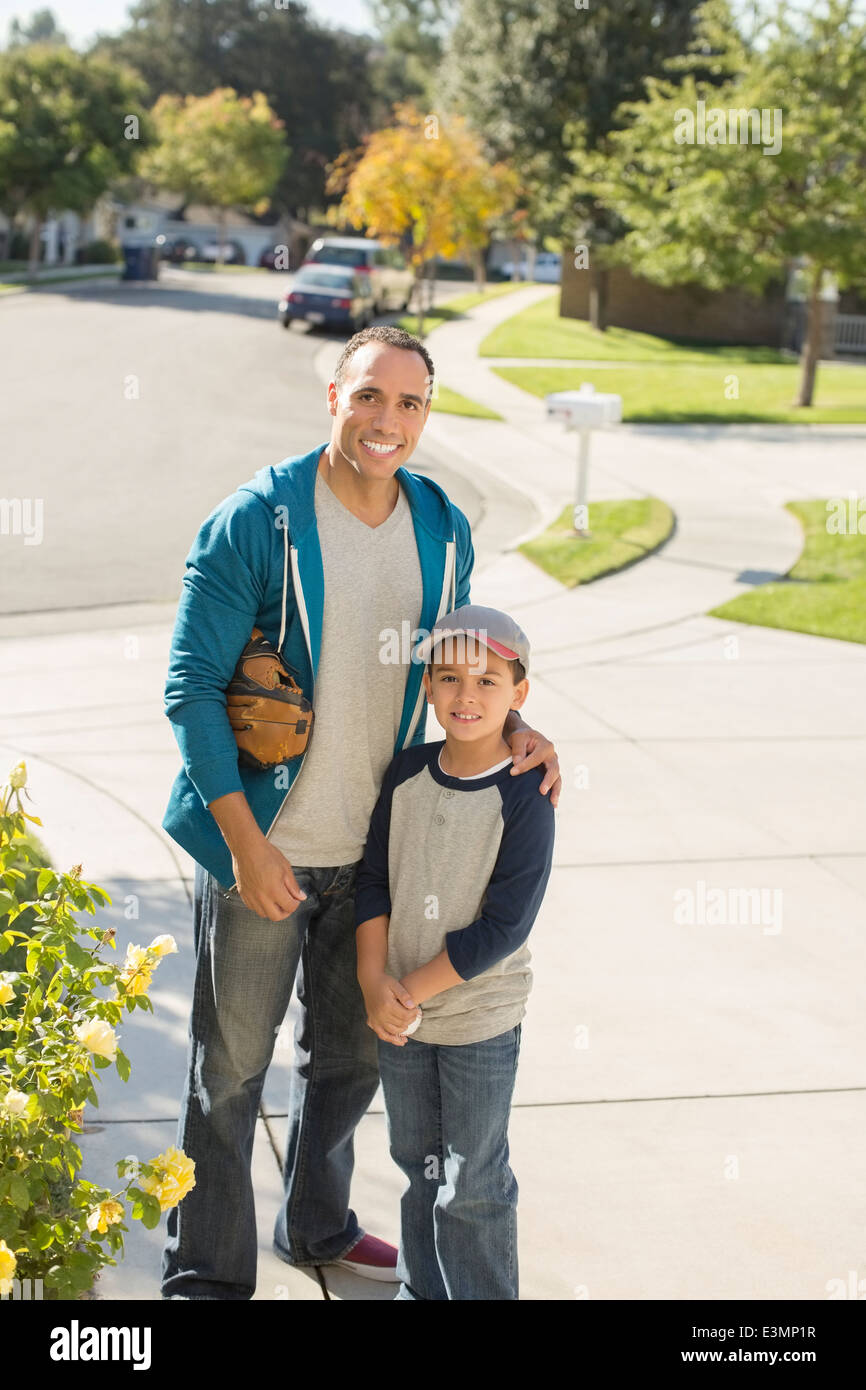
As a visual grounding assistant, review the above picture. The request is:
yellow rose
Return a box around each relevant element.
[116,944,153,997]
[86,1199,125,1234]
[0,1239,16,1296]
[0,980,14,1006]
[9,762,27,790]
[1,1089,29,1116]
[147,934,178,958]
[139,1145,196,1212]
[73,1018,118,1061]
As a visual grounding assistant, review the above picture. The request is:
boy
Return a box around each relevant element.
[354,604,556,1300]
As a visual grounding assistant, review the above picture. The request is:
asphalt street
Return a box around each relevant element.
[0,267,481,622]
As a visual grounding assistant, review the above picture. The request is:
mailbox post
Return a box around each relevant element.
[546,382,622,537]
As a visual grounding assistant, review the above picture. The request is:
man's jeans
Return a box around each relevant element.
[376,1023,522,1300]
[161,858,378,1300]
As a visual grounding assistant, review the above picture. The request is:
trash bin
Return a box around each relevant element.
[121,240,161,282]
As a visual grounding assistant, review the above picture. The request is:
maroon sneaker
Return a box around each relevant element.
[330,1233,399,1282]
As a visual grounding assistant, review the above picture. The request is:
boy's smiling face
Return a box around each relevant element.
[422,635,529,745]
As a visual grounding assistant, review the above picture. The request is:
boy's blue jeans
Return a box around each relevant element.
[376,1023,522,1300]
[161,858,378,1300]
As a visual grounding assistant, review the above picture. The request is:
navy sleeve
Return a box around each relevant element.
[444,776,555,980]
[354,756,399,927]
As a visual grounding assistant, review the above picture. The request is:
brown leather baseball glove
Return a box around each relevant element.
[226,627,314,771]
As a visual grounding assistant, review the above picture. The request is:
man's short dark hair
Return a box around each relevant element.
[333,324,435,405]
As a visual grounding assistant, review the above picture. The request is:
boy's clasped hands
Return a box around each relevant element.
[360,973,422,1046]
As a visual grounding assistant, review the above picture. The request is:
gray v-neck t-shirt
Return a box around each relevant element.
[268,469,424,867]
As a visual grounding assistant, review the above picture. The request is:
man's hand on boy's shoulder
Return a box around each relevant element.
[360,972,420,1047]
[505,717,561,808]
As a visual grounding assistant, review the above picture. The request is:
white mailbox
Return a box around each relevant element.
[545,382,622,536]
[545,382,622,428]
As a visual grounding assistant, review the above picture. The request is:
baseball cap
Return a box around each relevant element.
[414,604,530,677]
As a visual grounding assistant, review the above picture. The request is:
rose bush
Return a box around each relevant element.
[0,762,194,1299]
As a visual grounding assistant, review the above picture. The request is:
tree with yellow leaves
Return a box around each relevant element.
[326,102,518,336]
[141,88,288,268]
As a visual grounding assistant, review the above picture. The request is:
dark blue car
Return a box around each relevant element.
[278,265,375,333]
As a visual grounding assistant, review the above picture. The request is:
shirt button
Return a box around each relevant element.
[434,814,445,825]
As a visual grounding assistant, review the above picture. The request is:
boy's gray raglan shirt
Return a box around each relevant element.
[355,740,556,1046]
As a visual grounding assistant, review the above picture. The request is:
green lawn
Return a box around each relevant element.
[494,363,866,424]
[710,498,866,643]
[480,292,791,363]
[431,384,501,420]
[0,266,122,292]
[394,280,535,341]
[519,497,674,587]
[181,261,268,273]
[392,283,528,419]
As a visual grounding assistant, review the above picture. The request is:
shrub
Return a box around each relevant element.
[0,762,194,1299]
[74,239,121,265]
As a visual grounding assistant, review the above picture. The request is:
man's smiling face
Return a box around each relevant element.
[327,341,432,478]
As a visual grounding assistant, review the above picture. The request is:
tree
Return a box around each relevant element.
[566,0,866,405]
[326,101,518,335]
[6,7,68,48]
[0,45,152,277]
[90,0,379,221]
[437,0,717,322]
[140,88,289,266]
[364,0,457,111]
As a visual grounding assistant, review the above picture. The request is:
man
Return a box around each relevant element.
[160,324,561,1299]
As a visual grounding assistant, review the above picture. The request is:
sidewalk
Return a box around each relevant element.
[1,285,865,1299]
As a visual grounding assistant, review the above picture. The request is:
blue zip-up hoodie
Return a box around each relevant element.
[161,439,474,889]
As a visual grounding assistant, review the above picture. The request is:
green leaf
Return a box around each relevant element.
[140,1193,162,1230]
[25,944,41,974]
[10,1174,30,1210]
[65,940,91,970]
[46,973,64,1003]
[32,1219,54,1250]
[28,1175,48,1203]
[36,868,54,895]
[115,1048,131,1083]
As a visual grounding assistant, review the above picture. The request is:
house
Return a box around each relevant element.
[559,251,866,358]
[0,190,312,269]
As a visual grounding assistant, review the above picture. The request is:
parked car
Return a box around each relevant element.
[499,251,562,283]
[155,235,201,264]
[301,236,413,313]
[200,239,246,265]
[278,265,376,333]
